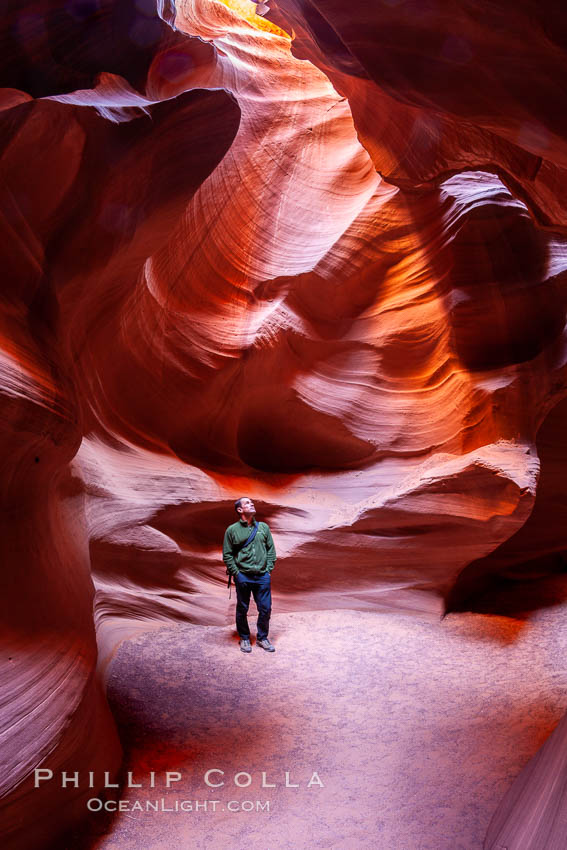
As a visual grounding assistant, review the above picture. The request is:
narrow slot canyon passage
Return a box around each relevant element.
[4,0,567,848]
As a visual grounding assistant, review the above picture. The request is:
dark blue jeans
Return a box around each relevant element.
[235,571,271,641]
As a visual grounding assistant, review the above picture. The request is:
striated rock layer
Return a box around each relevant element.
[2,0,567,847]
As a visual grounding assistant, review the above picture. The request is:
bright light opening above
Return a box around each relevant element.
[217,0,290,37]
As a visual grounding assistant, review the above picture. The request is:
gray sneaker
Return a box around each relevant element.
[257,638,275,652]
[239,638,252,653]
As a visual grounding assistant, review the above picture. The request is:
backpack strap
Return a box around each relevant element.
[227,522,260,593]
[240,521,259,551]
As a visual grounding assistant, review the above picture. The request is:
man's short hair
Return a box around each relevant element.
[234,497,248,513]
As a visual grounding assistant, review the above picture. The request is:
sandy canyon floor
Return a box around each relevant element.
[72,577,567,850]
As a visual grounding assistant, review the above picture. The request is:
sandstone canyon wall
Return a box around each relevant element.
[1,0,567,847]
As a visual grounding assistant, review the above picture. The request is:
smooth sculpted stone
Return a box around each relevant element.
[2,0,567,848]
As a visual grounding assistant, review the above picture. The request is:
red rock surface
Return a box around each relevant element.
[2,0,567,848]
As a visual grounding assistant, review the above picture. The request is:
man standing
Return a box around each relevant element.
[223,497,277,653]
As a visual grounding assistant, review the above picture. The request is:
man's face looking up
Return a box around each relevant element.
[238,498,256,517]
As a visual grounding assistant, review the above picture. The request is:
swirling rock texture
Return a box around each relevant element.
[2,0,567,847]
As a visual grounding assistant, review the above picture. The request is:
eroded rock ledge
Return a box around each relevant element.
[2,1,567,847]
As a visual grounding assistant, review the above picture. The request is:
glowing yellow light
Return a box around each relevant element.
[217,0,290,37]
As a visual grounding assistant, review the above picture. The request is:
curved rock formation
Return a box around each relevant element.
[2,0,567,847]
[485,708,567,850]
[0,3,240,846]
